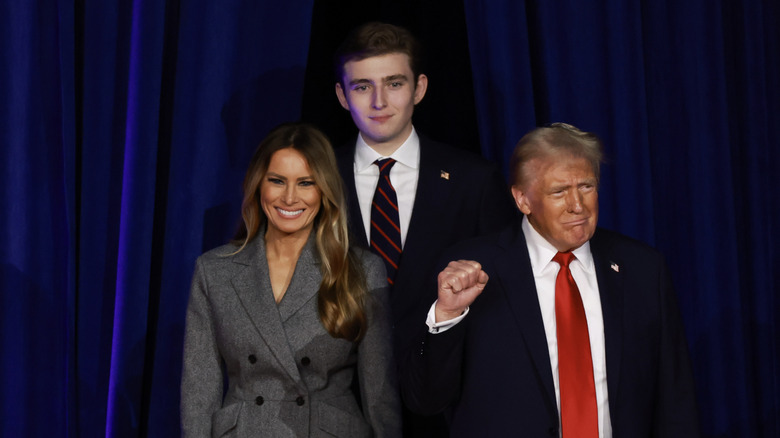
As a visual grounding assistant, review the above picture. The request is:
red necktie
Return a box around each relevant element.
[370,159,402,285]
[553,251,598,438]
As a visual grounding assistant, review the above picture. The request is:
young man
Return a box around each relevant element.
[333,22,516,437]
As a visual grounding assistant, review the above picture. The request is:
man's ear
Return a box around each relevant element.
[511,185,531,215]
[413,74,428,105]
[335,83,350,110]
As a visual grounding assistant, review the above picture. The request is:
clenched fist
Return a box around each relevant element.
[435,260,489,322]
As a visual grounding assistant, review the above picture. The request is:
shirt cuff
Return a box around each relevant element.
[425,300,469,334]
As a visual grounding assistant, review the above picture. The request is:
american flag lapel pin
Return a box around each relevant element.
[610,262,620,272]
[440,170,450,180]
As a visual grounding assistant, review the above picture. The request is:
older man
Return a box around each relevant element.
[401,123,699,437]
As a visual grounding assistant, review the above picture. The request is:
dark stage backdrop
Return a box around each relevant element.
[2,0,777,436]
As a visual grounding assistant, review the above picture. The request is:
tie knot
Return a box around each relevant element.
[553,251,576,267]
[374,158,397,175]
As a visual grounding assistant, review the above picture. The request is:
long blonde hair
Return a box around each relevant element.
[234,122,367,342]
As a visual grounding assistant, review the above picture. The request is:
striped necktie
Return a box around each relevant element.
[370,158,402,285]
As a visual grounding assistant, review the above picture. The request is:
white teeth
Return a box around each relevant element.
[277,208,303,217]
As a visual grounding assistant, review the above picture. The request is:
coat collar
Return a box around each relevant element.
[589,229,624,405]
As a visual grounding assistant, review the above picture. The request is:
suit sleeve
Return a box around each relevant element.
[654,260,701,436]
[357,254,403,438]
[399,318,468,416]
[180,257,224,437]
[399,247,473,416]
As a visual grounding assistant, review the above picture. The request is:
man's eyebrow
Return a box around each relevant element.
[384,74,408,82]
[548,183,571,192]
[348,78,372,86]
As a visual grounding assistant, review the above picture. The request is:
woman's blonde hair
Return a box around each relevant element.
[234,122,367,342]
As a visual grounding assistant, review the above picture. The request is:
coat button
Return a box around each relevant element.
[296,396,305,406]
[255,396,264,405]
[301,357,311,366]
[248,354,257,364]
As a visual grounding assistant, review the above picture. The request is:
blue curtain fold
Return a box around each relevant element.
[2,1,313,436]
[1,0,777,436]
[1,1,74,436]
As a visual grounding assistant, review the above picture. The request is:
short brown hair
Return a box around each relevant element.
[334,22,423,87]
[509,122,604,188]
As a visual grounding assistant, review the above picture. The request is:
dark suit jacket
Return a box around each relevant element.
[181,236,401,438]
[401,222,700,437]
[336,134,517,362]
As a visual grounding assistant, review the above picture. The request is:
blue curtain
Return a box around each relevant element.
[1,0,777,436]
[1,1,313,436]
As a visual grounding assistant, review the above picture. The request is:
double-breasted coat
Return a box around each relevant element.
[181,235,401,437]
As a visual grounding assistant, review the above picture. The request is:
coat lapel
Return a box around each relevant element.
[494,225,558,411]
[276,237,321,322]
[336,143,368,248]
[590,230,624,405]
[230,237,302,384]
[389,143,454,322]
[400,141,451,266]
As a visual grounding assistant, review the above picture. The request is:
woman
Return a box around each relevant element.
[181,123,401,437]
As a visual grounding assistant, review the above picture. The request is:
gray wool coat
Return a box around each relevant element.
[180,234,401,437]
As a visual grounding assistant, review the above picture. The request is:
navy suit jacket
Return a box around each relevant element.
[401,222,700,437]
[335,135,517,362]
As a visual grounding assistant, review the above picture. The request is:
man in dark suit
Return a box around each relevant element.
[401,123,700,437]
[333,22,516,437]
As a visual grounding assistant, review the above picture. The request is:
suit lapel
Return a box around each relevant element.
[336,143,368,248]
[230,237,302,383]
[276,238,321,322]
[389,141,453,320]
[494,225,558,410]
[590,230,624,404]
[401,139,451,265]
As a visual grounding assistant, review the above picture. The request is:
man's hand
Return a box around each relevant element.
[435,260,489,322]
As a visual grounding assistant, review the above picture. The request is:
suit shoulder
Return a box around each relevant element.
[352,246,383,271]
[592,228,666,263]
[442,227,509,261]
[196,242,244,266]
[334,142,355,159]
[351,246,386,289]
[420,136,497,172]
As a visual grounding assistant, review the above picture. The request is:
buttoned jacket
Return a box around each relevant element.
[181,235,401,437]
[401,223,700,437]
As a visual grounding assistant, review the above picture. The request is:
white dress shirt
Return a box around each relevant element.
[353,129,420,247]
[522,216,612,438]
[426,216,612,437]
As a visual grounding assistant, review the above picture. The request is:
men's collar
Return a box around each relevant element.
[522,215,594,275]
[355,127,420,171]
